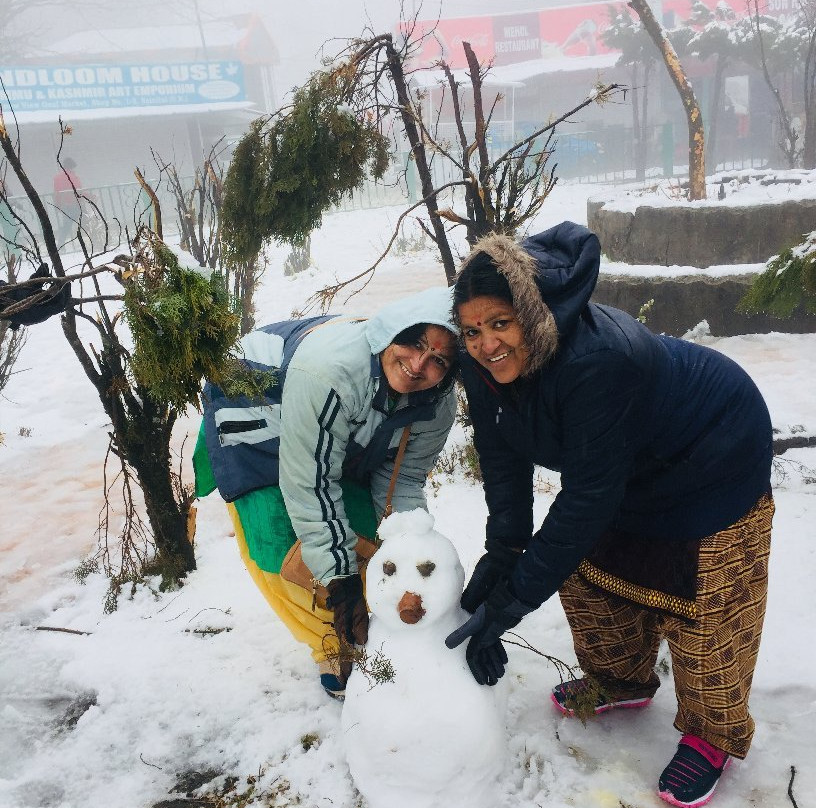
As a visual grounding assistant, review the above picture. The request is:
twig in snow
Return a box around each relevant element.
[140,753,163,770]
[788,765,799,808]
[35,626,92,636]
[186,607,232,624]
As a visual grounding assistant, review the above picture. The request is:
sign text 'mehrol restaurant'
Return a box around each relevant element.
[0,61,245,112]
[492,13,542,66]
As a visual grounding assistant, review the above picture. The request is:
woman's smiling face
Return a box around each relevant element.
[380,324,457,394]
[457,295,529,383]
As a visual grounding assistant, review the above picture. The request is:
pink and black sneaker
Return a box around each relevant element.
[658,734,730,807]
[550,677,653,717]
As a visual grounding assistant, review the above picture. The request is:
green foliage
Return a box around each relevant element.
[124,241,262,411]
[220,119,269,266]
[738,235,816,318]
[300,732,320,752]
[221,68,391,264]
[193,769,298,807]
[636,298,655,324]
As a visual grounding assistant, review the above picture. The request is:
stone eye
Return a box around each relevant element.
[416,561,435,577]
[383,561,396,576]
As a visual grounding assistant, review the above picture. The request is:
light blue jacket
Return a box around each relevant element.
[202,286,458,582]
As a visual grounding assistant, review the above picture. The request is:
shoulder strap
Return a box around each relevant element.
[382,425,411,521]
[299,316,366,342]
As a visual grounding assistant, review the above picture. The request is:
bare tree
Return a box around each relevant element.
[305,26,624,303]
[802,0,816,168]
[0,254,26,394]
[0,0,64,53]
[339,30,622,283]
[153,141,263,336]
[629,0,707,199]
[1,112,215,595]
[746,0,802,168]
[603,7,659,181]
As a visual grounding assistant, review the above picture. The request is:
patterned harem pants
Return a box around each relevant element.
[558,494,774,759]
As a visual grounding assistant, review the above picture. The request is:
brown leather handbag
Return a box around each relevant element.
[279,425,411,610]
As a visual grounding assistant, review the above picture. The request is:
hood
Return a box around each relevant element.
[365,286,459,354]
[458,222,600,375]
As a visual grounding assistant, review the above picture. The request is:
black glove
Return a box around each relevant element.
[326,573,369,646]
[446,578,533,686]
[460,539,523,614]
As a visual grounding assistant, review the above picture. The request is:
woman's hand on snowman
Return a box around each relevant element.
[460,539,524,614]
[327,573,369,646]
[446,578,533,685]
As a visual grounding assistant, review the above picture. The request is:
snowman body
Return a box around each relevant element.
[342,510,506,808]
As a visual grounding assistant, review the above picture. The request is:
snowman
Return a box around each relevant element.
[341,509,507,808]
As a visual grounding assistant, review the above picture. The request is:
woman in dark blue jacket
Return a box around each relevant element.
[446,222,773,808]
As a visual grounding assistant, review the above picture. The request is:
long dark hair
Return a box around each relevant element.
[390,322,459,394]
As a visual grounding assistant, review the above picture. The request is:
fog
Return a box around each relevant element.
[0,0,789,245]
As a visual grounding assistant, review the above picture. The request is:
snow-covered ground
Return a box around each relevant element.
[1,183,814,808]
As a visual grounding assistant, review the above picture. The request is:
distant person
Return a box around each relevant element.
[52,158,82,245]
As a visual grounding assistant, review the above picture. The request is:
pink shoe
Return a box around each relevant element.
[658,734,731,807]
[550,677,653,717]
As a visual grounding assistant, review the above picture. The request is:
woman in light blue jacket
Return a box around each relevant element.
[195,287,459,698]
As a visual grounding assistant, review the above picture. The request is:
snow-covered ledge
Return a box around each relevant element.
[587,170,816,268]
[593,265,816,337]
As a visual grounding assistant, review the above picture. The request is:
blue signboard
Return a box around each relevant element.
[0,61,246,112]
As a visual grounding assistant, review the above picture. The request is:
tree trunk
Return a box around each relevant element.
[803,28,816,169]
[3,117,196,582]
[124,405,196,574]
[382,36,457,284]
[803,114,816,169]
[629,0,706,199]
[463,41,494,242]
[239,257,256,336]
[706,57,726,170]
[631,63,646,182]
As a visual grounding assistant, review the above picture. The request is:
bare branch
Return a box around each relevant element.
[134,167,163,241]
[305,180,465,311]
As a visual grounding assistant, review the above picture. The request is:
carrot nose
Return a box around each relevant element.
[398,591,425,624]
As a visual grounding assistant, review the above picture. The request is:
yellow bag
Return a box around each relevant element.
[280,534,379,611]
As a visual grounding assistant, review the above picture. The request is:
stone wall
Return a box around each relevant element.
[593,273,816,337]
[587,198,816,268]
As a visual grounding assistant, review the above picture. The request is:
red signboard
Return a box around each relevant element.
[493,13,542,65]
[409,0,750,69]
[407,17,494,69]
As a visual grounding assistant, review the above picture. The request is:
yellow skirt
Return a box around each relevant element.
[228,503,339,664]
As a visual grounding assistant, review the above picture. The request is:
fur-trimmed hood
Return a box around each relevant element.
[457,222,601,375]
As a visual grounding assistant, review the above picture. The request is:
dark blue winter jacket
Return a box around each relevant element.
[460,222,773,609]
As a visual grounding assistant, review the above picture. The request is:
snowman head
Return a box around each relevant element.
[367,509,465,632]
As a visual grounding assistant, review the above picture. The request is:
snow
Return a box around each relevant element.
[1,181,815,808]
[591,168,816,212]
[14,101,258,125]
[411,52,620,88]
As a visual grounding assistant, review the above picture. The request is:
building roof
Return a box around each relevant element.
[12,100,259,125]
[36,14,278,66]
[410,51,620,89]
